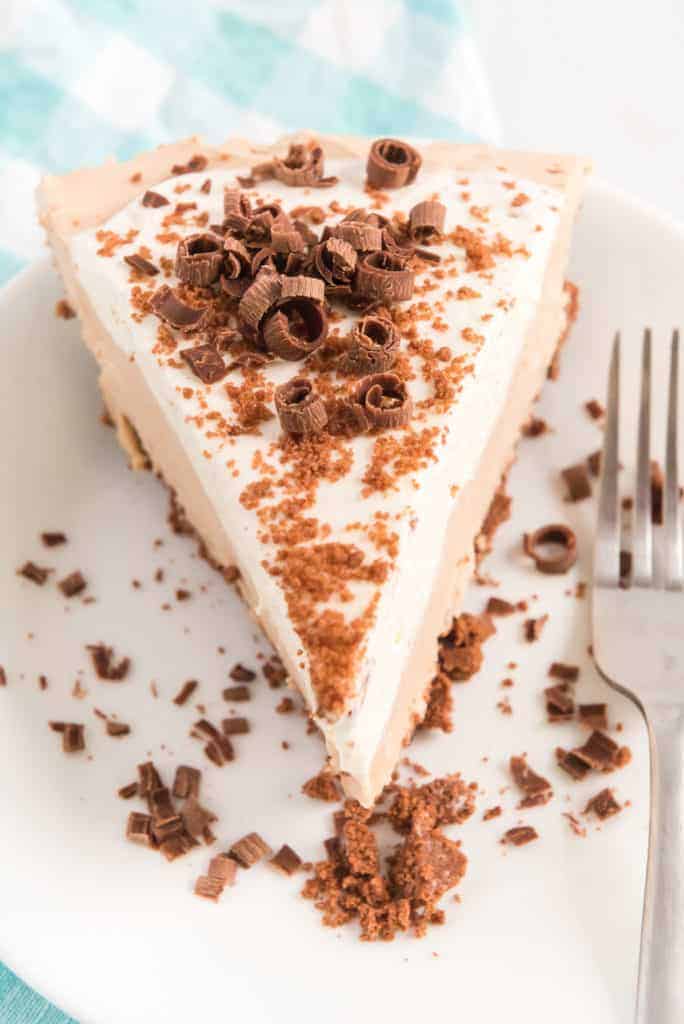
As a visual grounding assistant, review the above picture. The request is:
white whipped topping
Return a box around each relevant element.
[69,158,564,796]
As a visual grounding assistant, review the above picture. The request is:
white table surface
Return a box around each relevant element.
[470,0,684,222]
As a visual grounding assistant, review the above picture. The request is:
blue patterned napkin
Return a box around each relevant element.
[0,1,496,1019]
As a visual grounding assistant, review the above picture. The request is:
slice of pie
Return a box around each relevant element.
[38,133,588,805]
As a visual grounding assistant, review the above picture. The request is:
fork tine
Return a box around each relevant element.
[595,332,621,586]
[633,328,653,586]
[664,329,682,589]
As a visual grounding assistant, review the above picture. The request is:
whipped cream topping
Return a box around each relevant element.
[68,157,564,794]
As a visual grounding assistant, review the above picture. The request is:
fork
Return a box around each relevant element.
[593,328,683,1023]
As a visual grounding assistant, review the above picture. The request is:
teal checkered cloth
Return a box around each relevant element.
[0,1,495,1018]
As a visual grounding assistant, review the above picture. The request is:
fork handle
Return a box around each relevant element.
[635,705,684,1024]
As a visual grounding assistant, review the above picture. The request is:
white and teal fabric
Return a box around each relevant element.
[0,1,496,1018]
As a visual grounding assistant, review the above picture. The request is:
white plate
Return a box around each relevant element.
[1,179,681,1024]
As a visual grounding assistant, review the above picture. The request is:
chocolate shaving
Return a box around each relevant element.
[324,395,370,437]
[269,844,303,876]
[175,233,223,287]
[549,662,579,682]
[270,225,305,253]
[150,285,207,332]
[180,344,227,384]
[485,596,516,616]
[148,786,175,820]
[340,314,399,375]
[181,796,216,839]
[270,143,337,188]
[314,237,357,287]
[510,755,553,808]
[106,720,130,737]
[124,253,159,276]
[330,221,383,252]
[503,826,538,847]
[578,703,608,730]
[87,643,130,681]
[584,788,622,820]
[173,680,198,706]
[222,717,250,736]
[524,615,548,642]
[223,187,252,233]
[263,286,328,360]
[171,154,208,175]
[137,761,162,797]
[408,200,446,243]
[41,531,67,547]
[238,270,282,336]
[229,832,272,867]
[126,812,154,846]
[355,251,414,303]
[562,463,592,502]
[142,190,169,208]
[523,524,577,574]
[18,561,52,585]
[59,723,85,753]
[366,138,422,189]
[173,765,201,800]
[118,782,138,800]
[222,685,251,702]
[208,854,237,885]
[544,683,575,722]
[275,377,328,436]
[556,748,591,781]
[354,372,412,429]
[58,571,86,598]
[230,663,256,682]
[572,730,621,771]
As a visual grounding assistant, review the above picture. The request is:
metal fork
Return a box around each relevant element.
[593,328,683,1023]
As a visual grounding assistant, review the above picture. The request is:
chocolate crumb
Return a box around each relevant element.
[486,596,516,616]
[302,769,342,803]
[270,844,303,876]
[118,782,138,799]
[87,643,131,681]
[524,615,548,642]
[439,613,494,681]
[222,717,250,736]
[230,663,256,682]
[263,655,287,688]
[58,571,86,598]
[483,806,502,821]
[562,463,592,502]
[502,825,538,847]
[556,748,591,781]
[222,685,251,702]
[549,662,579,682]
[142,190,169,208]
[578,703,608,730]
[544,683,575,722]
[584,788,622,820]
[173,765,201,800]
[18,561,52,585]
[229,832,271,868]
[106,719,130,737]
[510,755,553,808]
[55,299,76,319]
[522,416,549,437]
[585,399,605,421]
[41,532,67,547]
[173,679,198,706]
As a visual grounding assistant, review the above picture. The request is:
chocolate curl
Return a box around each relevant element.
[238,270,282,337]
[271,143,338,188]
[124,253,159,276]
[150,285,208,332]
[354,372,412,429]
[175,233,224,286]
[223,188,252,233]
[220,236,252,297]
[275,377,328,436]
[314,237,357,288]
[330,221,383,252]
[340,314,399,375]
[408,200,446,244]
[355,251,415,302]
[523,524,578,574]
[366,138,422,189]
[263,302,328,361]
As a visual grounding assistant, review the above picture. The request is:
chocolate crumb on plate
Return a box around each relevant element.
[18,561,52,585]
[194,875,225,902]
[173,679,198,706]
[118,782,138,800]
[571,730,623,772]
[106,720,130,737]
[222,717,250,736]
[522,416,549,437]
[562,463,592,502]
[483,805,502,821]
[126,812,154,846]
[137,760,162,797]
[124,253,159,276]
[544,683,575,722]
[173,765,201,799]
[302,769,342,802]
[524,615,548,642]
[55,299,76,319]
[87,643,131,681]
[263,655,287,688]
[439,612,495,681]
[208,854,238,885]
[524,524,577,574]
[229,832,272,868]
[584,788,622,820]
[549,662,580,682]
[502,825,539,847]
[60,722,85,753]
[509,755,553,808]
[230,663,256,682]
[485,596,516,616]
[556,747,591,781]
[222,684,251,702]
[141,190,169,208]
[58,571,87,598]
[269,844,303,876]
[578,703,608,730]
[585,398,605,421]
[41,531,67,547]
